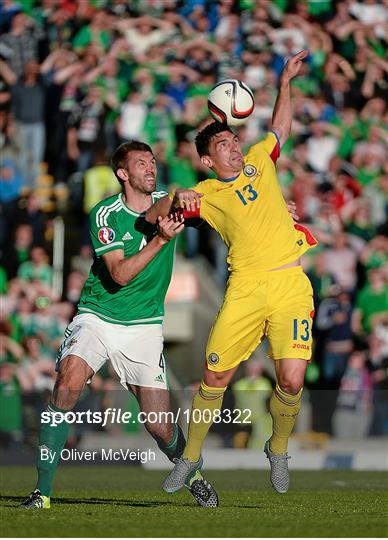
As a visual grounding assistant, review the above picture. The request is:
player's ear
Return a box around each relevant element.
[117,168,128,182]
[201,155,212,169]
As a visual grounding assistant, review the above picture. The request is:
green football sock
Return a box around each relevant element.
[36,403,70,497]
[157,424,186,463]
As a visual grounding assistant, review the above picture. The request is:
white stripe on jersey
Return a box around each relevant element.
[95,241,124,253]
[96,198,120,226]
[97,201,122,227]
[100,202,122,226]
[96,198,121,227]
[96,199,119,227]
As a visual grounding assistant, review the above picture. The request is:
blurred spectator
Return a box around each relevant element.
[0,266,7,295]
[82,56,128,155]
[70,245,93,278]
[17,335,55,393]
[333,348,373,438]
[363,176,388,228]
[9,59,47,189]
[115,15,175,63]
[307,253,337,309]
[317,286,353,383]
[17,245,53,289]
[367,331,388,436]
[0,12,43,77]
[359,236,388,274]
[232,359,273,449]
[1,224,33,280]
[0,323,23,365]
[21,296,63,358]
[0,145,24,249]
[306,121,338,174]
[117,91,147,143]
[72,9,112,54]
[325,232,358,293]
[352,268,388,340]
[0,362,24,448]
[64,270,87,306]
[67,85,106,173]
[82,152,118,213]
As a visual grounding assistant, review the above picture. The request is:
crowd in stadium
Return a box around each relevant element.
[0,0,387,448]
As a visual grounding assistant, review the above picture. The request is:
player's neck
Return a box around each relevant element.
[122,188,152,214]
[215,166,242,181]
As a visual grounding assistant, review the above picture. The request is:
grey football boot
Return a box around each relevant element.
[163,455,203,493]
[264,440,290,494]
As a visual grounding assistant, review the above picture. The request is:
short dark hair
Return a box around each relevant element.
[111,141,154,184]
[195,121,234,157]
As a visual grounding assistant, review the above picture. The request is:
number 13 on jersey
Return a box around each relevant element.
[235,183,258,206]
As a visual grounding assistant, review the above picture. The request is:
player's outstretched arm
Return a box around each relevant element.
[145,195,173,224]
[145,189,203,224]
[271,49,309,146]
[103,216,184,286]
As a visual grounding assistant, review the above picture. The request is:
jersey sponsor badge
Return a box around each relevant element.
[207,352,219,365]
[98,227,115,244]
[243,164,257,177]
[122,231,133,241]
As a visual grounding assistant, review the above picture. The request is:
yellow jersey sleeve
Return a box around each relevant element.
[246,130,281,165]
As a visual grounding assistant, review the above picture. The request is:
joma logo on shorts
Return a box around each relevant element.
[292,343,310,350]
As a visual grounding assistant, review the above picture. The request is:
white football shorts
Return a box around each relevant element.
[56,313,168,390]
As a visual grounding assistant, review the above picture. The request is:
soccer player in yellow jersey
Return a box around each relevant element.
[147,50,317,496]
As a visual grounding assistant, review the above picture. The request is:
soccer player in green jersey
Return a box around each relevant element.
[20,141,218,509]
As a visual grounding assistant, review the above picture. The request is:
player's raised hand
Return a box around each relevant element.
[173,188,203,212]
[157,215,184,244]
[282,50,309,82]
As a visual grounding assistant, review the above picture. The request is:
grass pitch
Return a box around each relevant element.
[1,466,387,537]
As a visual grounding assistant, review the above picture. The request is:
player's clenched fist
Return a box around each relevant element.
[173,188,203,212]
[156,215,185,243]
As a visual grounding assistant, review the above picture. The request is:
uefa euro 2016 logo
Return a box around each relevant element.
[98,227,115,244]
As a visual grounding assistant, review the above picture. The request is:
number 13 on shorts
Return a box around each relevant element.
[293,318,310,341]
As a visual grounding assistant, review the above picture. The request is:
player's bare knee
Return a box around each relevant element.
[53,355,93,409]
[278,376,303,395]
[204,367,232,388]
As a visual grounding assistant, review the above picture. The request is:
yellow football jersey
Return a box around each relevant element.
[189,131,317,274]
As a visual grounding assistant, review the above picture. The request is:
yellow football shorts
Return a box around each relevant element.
[205,266,314,372]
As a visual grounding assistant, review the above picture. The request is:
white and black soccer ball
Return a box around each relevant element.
[207,79,254,126]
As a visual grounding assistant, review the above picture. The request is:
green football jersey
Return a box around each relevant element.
[78,191,175,325]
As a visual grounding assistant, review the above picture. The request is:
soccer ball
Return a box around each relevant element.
[208,79,254,126]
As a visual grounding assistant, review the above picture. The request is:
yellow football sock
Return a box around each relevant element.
[183,381,226,462]
[269,384,303,455]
